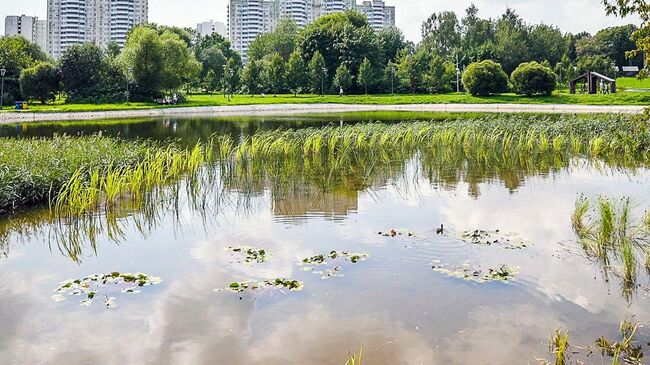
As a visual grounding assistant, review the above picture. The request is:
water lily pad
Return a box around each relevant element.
[460,229,529,249]
[301,251,368,280]
[378,229,415,238]
[432,261,518,283]
[216,278,304,293]
[52,272,162,308]
[226,246,271,264]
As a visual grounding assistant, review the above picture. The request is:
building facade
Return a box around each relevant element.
[4,15,48,51]
[228,0,394,62]
[197,20,227,39]
[47,0,148,59]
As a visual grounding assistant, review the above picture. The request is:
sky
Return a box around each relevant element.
[1,0,642,43]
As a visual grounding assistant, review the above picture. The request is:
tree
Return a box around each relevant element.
[159,30,201,94]
[286,50,308,96]
[424,56,456,94]
[120,26,165,99]
[460,4,495,64]
[494,8,531,74]
[333,64,353,93]
[266,53,286,96]
[510,61,557,96]
[377,27,408,64]
[420,11,461,55]
[528,24,567,66]
[397,50,430,93]
[309,51,327,95]
[19,62,60,104]
[603,1,650,68]
[222,57,240,100]
[462,60,509,96]
[242,58,263,96]
[248,19,300,61]
[59,43,106,102]
[357,58,375,94]
[0,36,48,103]
[577,55,616,78]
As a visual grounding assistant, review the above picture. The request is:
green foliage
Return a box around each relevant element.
[357,58,375,94]
[120,26,165,99]
[529,24,568,66]
[159,30,201,93]
[462,60,509,96]
[248,19,300,61]
[19,62,60,104]
[286,51,308,96]
[242,58,263,95]
[377,27,408,63]
[511,61,557,96]
[309,51,327,94]
[420,11,461,54]
[266,53,286,95]
[0,35,48,103]
[424,56,456,94]
[222,58,241,99]
[494,8,531,74]
[577,55,616,78]
[333,64,353,92]
[397,51,430,93]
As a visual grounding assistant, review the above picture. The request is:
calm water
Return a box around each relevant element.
[1,114,650,364]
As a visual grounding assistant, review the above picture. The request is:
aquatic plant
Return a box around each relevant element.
[596,320,644,365]
[431,262,518,283]
[459,229,529,249]
[227,246,270,264]
[549,329,570,365]
[301,251,368,280]
[217,278,304,293]
[345,347,363,365]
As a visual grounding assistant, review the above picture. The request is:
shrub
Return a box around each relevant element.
[462,60,509,96]
[19,62,61,104]
[510,61,557,96]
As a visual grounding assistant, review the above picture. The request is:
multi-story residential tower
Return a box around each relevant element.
[228,0,394,62]
[4,15,48,51]
[47,0,148,59]
[197,20,227,38]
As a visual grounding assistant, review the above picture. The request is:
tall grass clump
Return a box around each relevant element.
[345,347,363,365]
[549,329,570,365]
[0,136,151,215]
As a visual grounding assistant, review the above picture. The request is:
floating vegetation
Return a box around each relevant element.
[460,229,529,249]
[52,272,162,308]
[216,278,304,293]
[377,229,415,238]
[571,195,650,300]
[549,329,570,365]
[301,251,369,279]
[226,246,270,264]
[431,261,517,283]
[596,320,644,365]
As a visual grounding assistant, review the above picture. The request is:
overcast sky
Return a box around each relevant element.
[1,0,641,43]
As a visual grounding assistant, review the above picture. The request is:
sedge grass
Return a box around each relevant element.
[345,347,363,365]
[550,329,570,365]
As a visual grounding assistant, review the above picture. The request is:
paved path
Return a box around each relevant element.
[0,103,646,123]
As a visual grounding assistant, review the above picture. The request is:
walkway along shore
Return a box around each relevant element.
[0,103,646,123]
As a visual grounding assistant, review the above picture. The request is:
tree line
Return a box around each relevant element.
[0,3,644,105]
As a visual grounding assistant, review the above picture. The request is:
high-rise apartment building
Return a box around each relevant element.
[4,15,48,51]
[197,20,227,38]
[228,0,394,62]
[47,0,148,59]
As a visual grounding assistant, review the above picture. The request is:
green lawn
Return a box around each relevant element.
[616,77,650,90]
[2,87,650,114]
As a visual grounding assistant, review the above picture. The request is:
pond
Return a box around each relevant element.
[1,113,650,364]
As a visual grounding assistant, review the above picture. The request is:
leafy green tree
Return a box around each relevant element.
[203,70,219,94]
[309,51,327,95]
[286,50,308,96]
[577,55,616,78]
[494,8,531,74]
[19,62,60,104]
[420,11,461,55]
[377,27,408,63]
[460,4,495,64]
[357,58,375,94]
[266,53,286,96]
[528,24,567,66]
[248,19,300,61]
[0,36,48,103]
[424,56,456,94]
[510,61,557,96]
[603,1,650,69]
[462,60,509,96]
[242,58,263,96]
[159,30,201,94]
[397,50,430,93]
[222,57,240,100]
[120,26,165,98]
[333,64,353,93]
[59,43,106,102]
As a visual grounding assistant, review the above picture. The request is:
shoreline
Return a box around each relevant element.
[0,103,645,123]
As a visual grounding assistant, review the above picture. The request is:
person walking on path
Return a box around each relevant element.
[340,86,344,97]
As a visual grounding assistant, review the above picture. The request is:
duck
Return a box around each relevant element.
[436,224,444,235]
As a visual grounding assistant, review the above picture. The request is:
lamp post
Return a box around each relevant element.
[557,62,563,85]
[126,68,132,103]
[0,68,6,110]
[321,67,327,96]
[455,54,460,93]
[390,65,395,95]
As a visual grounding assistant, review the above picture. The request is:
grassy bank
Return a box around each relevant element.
[2,89,650,114]
[0,136,152,214]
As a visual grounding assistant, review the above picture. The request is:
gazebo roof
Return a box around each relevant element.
[570,72,615,84]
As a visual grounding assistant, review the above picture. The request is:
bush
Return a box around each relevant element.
[510,61,557,96]
[462,60,509,96]
[19,62,61,104]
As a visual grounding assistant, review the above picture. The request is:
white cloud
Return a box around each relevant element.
[0,0,642,44]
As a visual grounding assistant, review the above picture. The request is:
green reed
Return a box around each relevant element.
[345,347,363,365]
[550,329,570,365]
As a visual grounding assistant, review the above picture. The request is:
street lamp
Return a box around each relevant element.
[0,68,6,110]
[321,67,327,96]
[390,65,396,95]
[126,68,132,103]
[557,62,563,85]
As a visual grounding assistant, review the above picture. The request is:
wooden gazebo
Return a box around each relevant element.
[569,72,616,94]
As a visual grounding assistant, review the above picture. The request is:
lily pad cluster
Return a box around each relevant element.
[460,229,529,249]
[432,261,518,283]
[301,251,369,279]
[51,272,162,308]
[216,278,304,293]
[378,229,415,238]
[226,245,271,264]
